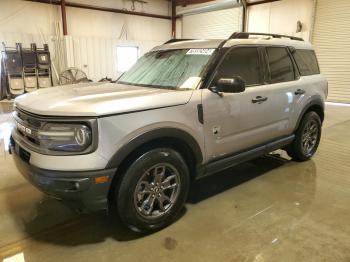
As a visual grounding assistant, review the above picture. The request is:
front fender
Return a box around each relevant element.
[105,127,203,169]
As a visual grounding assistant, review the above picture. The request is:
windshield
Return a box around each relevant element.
[117,49,215,89]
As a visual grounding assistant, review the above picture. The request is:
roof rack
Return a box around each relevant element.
[164,39,196,44]
[229,32,304,41]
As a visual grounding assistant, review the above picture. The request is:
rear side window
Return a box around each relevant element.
[292,49,320,76]
[266,47,295,83]
[215,47,263,86]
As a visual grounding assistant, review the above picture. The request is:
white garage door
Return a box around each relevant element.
[182,8,242,39]
[312,0,350,103]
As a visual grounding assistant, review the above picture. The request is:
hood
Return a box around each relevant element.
[14,82,194,117]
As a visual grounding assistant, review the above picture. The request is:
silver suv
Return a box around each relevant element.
[10,32,327,232]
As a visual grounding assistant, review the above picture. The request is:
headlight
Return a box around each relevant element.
[38,123,92,152]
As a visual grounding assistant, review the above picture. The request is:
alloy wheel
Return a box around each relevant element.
[301,119,319,155]
[133,163,181,219]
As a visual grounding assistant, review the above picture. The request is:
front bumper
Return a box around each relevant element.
[10,138,117,211]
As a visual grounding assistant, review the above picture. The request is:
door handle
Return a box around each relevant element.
[252,96,268,103]
[295,89,306,95]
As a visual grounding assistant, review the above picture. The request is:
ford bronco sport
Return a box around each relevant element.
[10,32,327,232]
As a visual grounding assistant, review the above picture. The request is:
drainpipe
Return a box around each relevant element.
[61,0,68,35]
[241,0,247,32]
[309,0,317,42]
[171,0,176,38]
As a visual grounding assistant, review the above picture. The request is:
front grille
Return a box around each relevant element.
[16,108,43,129]
[14,108,42,146]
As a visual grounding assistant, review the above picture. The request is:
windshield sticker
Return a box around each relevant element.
[186,49,215,55]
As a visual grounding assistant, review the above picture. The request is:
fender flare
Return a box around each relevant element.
[294,96,325,132]
[106,128,203,169]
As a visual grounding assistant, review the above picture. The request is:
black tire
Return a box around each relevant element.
[287,111,322,161]
[112,147,190,233]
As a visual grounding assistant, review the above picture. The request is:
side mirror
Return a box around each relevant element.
[210,76,246,94]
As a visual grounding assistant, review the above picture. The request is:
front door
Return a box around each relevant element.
[201,46,295,162]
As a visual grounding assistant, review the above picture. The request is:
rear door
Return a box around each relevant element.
[265,46,307,137]
[263,46,308,135]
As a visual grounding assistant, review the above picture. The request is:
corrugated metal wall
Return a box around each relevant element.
[0,0,171,84]
[71,36,163,81]
[312,0,350,103]
[72,36,118,81]
[247,0,313,41]
[0,32,164,83]
[182,7,242,39]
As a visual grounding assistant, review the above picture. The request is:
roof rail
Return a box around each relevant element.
[164,39,196,44]
[229,32,304,41]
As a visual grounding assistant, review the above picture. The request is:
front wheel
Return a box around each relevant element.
[112,148,190,233]
[286,111,322,161]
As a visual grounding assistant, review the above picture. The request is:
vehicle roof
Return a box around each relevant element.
[152,37,313,51]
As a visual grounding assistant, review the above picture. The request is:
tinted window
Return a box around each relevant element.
[266,47,295,83]
[215,47,262,86]
[293,49,320,76]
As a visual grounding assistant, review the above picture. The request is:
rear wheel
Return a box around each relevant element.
[112,148,190,233]
[287,111,322,161]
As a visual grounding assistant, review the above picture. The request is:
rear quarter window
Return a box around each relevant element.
[266,47,295,84]
[292,49,320,76]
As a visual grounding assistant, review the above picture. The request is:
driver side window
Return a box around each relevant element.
[214,47,263,87]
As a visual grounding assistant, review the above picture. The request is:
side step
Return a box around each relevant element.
[199,135,295,179]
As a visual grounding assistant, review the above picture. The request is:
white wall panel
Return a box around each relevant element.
[0,0,171,83]
[0,0,60,35]
[69,36,166,81]
[68,0,170,16]
[182,7,242,39]
[247,0,313,41]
